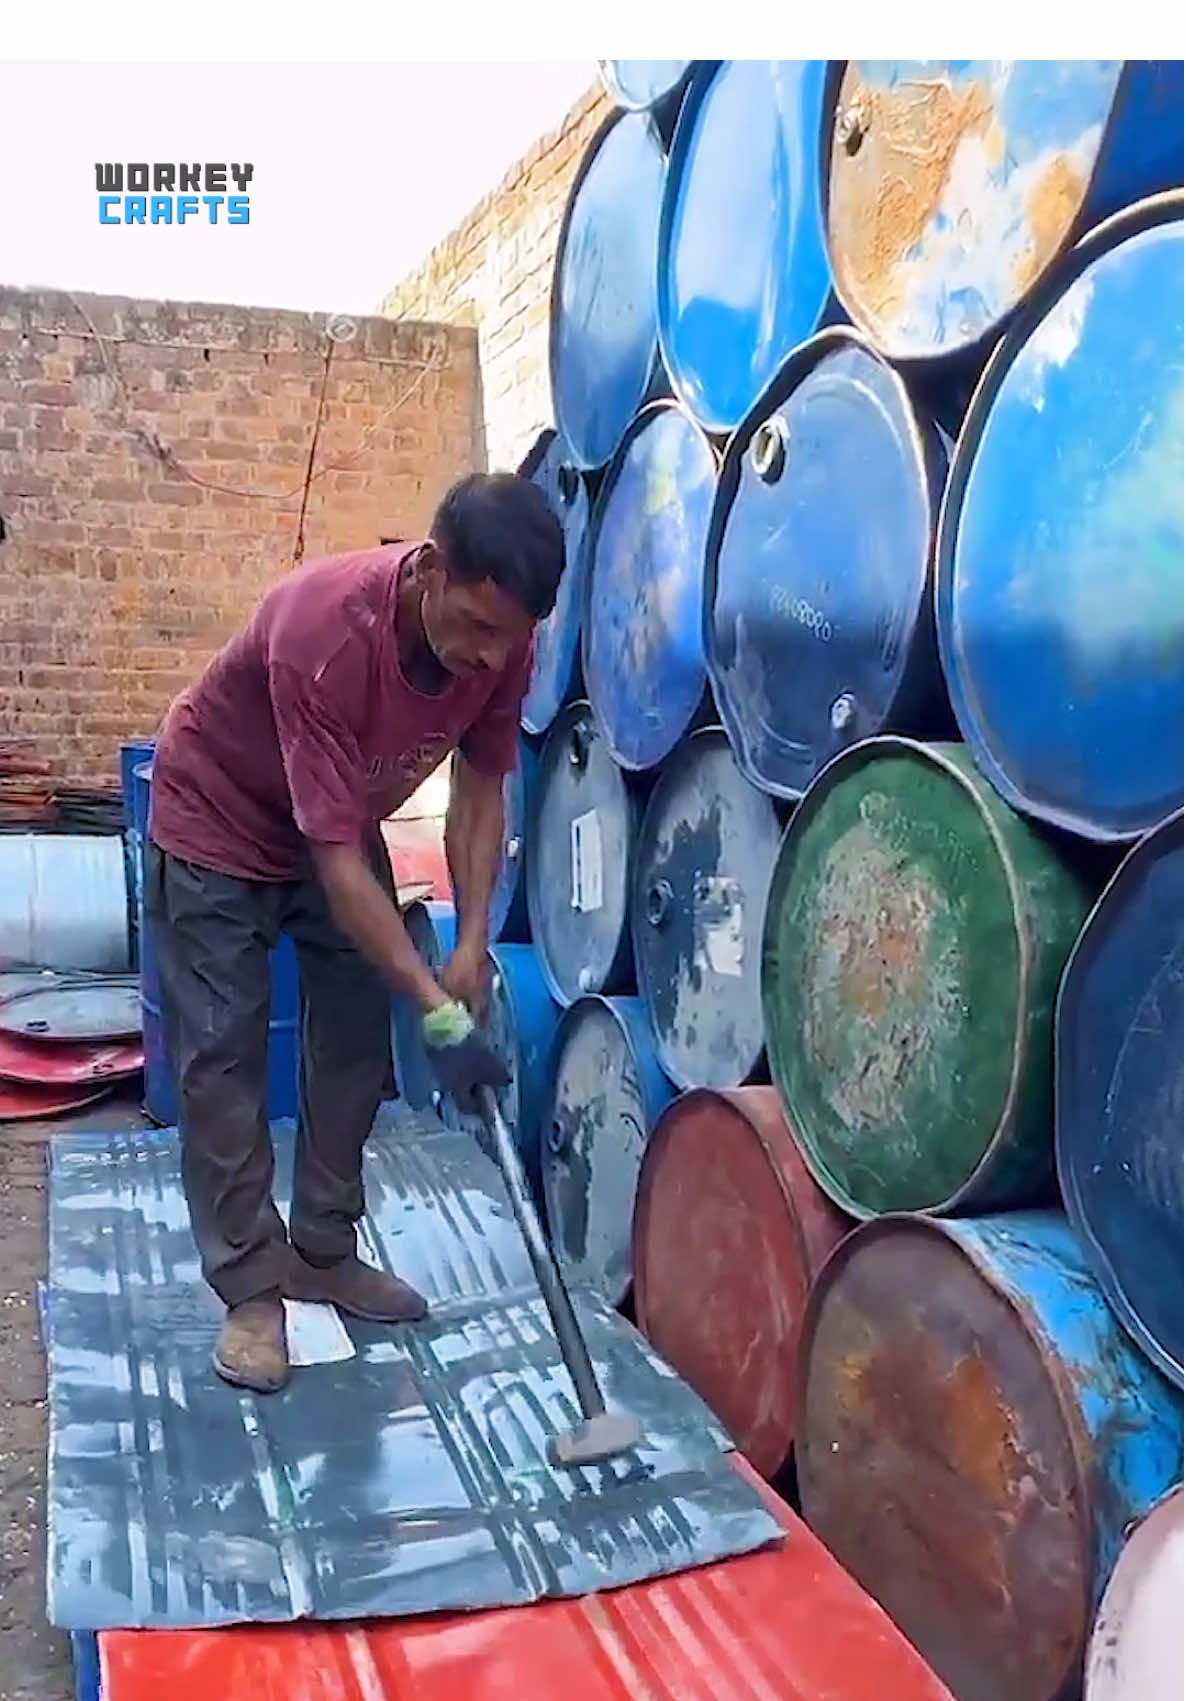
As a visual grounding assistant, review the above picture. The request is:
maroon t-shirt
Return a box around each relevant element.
[149,543,530,881]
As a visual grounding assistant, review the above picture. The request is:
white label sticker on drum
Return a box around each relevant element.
[571,809,604,913]
[694,876,744,978]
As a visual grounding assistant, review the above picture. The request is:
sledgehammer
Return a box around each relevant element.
[476,1086,644,1468]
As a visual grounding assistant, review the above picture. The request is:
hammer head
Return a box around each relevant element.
[547,1411,644,1469]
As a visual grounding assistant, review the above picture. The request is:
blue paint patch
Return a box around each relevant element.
[585,403,717,771]
[938,194,1184,840]
[658,61,834,434]
[601,61,692,111]
[518,431,593,737]
[490,738,536,941]
[527,702,638,1007]
[707,330,949,800]
[943,1212,1184,1598]
[550,111,666,470]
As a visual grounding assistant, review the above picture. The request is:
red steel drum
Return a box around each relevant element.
[0,1078,111,1122]
[633,1085,851,1477]
[0,1029,143,1086]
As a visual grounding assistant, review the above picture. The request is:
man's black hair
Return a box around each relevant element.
[430,473,564,622]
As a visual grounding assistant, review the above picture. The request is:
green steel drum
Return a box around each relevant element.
[762,737,1092,1217]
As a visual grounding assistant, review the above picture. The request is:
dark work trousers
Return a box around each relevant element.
[143,834,397,1307]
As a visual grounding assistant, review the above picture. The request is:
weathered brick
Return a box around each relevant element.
[1,282,478,783]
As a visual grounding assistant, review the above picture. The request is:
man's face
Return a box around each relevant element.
[420,544,535,678]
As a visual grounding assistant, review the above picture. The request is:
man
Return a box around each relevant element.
[145,473,564,1395]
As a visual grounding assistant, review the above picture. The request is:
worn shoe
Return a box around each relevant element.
[213,1297,290,1394]
[285,1249,429,1324]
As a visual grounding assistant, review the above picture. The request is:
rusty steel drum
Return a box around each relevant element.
[797,1211,1185,1701]
[633,1087,850,1478]
[825,61,1184,364]
[762,737,1092,1217]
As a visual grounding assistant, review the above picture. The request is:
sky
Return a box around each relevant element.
[0,60,596,315]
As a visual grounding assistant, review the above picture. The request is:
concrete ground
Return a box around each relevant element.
[0,1087,146,1701]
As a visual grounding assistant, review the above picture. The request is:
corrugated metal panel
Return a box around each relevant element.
[47,1109,779,1631]
[100,1460,956,1701]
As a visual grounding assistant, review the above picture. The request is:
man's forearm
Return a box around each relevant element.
[309,842,446,1010]
[446,762,505,948]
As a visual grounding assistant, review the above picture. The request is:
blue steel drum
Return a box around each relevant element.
[631,729,781,1089]
[827,60,1185,364]
[526,701,638,1008]
[134,763,300,1127]
[389,900,451,1113]
[517,430,593,737]
[585,402,717,772]
[119,739,156,829]
[600,61,693,112]
[937,192,1184,841]
[489,738,536,941]
[550,109,667,471]
[120,738,157,969]
[1057,812,1184,1387]
[541,994,675,1306]
[439,942,561,1207]
[658,61,835,435]
[707,329,950,801]
[797,1209,1185,1701]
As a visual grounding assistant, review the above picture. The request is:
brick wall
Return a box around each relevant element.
[0,289,481,785]
[381,84,614,474]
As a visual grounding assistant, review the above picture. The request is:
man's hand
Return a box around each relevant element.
[423,1000,510,1114]
[439,936,492,1023]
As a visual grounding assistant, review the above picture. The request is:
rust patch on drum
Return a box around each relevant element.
[831,66,996,325]
[799,1225,1090,1701]
[802,818,961,1133]
[1016,152,1088,293]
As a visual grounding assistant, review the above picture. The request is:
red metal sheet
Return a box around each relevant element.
[0,1078,111,1121]
[633,1087,851,1478]
[101,1461,954,1701]
[0,1029,143,1085]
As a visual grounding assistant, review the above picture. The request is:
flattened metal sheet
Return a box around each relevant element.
[47,1109,779,1630]
[100,1461,959,1701]
[0,980,140,1042]
[0,1030,142,1085]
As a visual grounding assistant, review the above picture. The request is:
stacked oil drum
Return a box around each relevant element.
[389,60,1185,1701]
